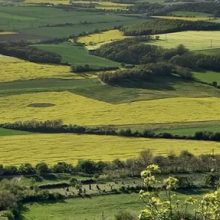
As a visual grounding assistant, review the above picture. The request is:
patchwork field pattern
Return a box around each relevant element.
[1,133,220,165]
[1,91,220,125]
[0,6,142,41]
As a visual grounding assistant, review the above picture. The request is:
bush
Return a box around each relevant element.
[36,162,50,176]
[115,211,137,220]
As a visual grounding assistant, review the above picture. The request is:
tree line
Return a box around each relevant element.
[94,39,220,72]
[122,18,220,36]
[2,120,220,142]
[1,150,220,219]
[99,62,192,85]
[0,42,62,64]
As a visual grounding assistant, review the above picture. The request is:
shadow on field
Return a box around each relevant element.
[17,199,67,220]
[113,76,183,91]
[177,188,210,195]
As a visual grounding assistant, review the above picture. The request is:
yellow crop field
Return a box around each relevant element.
[1,91,220,126]
[0,133,219,165]
[0,55,83,82]
[78,29,126,50]
[150,31,220,50]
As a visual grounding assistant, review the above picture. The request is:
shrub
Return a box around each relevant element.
[115,211,137,220]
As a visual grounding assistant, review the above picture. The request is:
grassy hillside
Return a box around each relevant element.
[150,31,220,51]
[0,6,143,41]
[0,127,30,136]
[23,194,142,220]
[2,92,220,125]
[1,133,220,164]
[34,42,119,67]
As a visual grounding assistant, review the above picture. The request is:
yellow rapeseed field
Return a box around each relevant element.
[78,29,126,50]
[0,133,219,165]
[1,91,220,126]
[150,31,220,50]
[0,55,83,82]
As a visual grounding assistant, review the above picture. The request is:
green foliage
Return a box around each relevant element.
[0,42,62,64]
[0,5,143,41]
[115,211,137,220]
[139,164,220,219]
[122,18,220,36]
[35,42,120,68]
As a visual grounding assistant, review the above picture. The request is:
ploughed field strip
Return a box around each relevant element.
[0,5,143,41]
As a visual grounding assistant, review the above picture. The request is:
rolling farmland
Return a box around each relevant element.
[1,1,220,219]
[1,133,220,165]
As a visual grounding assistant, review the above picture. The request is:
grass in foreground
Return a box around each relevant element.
[22,192,205,220]
[22,194,141,220]
[34,42,119,67]
[1,133,220,165]
[0,6,142,40]
[150,31,220,51]
[2,91,220,126]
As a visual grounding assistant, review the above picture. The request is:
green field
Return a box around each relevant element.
[22,194,142,220]
[0,6,144,41]
[34,42,119,67]
[22,192,205,220]
[150,31,220,51]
